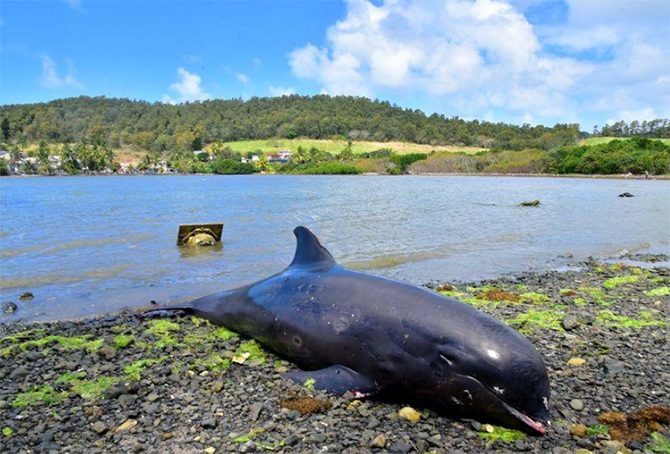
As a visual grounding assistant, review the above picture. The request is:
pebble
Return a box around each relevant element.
[118,393,136,407]
[97,345,116,359]
[3,301,17,314]
[567,357,586,367]
[91,421,106,434]
[562,314,581,330]
[202,416,217,429]
[602,357,626,375]
[238,440,256,452]
[389,440,414,453]
[40,430,54,443]
[9,366,30,380]
[570,399,585,411]
[398,406,421,423]
[370,433,387,448]
[249,402,264,421]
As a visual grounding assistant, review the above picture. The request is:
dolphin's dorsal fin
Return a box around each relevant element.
[289,226,336,269]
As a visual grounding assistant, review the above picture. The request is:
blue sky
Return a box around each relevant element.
[1,0,669,129]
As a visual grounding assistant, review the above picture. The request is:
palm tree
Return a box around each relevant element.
[35,141,51,174]
[293,145,307,165]
[255,155,274,174]
[60,144,81,174]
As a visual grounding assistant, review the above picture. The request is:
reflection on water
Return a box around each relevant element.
[178,243,224,259]
[1,263,134,288]
[346,250,445,270]
[1,175,669,322]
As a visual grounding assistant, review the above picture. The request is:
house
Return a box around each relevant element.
[241,155,260,164]
[267,150,292,163]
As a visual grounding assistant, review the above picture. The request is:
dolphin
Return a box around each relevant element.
[147,226,550,434]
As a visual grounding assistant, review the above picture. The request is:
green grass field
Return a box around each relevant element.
[211,138,484,156]
[581,137,670,146]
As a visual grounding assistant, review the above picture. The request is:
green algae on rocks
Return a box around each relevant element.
[478,425,527,445]
[0,331,104,357]
[596,310,668,329]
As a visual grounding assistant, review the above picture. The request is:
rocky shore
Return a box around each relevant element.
[1,259,669,454]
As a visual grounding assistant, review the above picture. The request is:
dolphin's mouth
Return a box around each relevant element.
[500,400,547,434]
[475,380,549,435]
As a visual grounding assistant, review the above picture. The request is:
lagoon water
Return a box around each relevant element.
[1,175,669,322]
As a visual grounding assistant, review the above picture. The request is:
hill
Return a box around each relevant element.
[0,95,581,152]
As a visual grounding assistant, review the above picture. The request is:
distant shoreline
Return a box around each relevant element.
[407,172,670,180]
[3,172,670,180]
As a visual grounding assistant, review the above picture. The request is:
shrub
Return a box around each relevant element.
[292,162,361,175]
[389,152,428,174]
[210,158,256,174]
[554,138,670,175]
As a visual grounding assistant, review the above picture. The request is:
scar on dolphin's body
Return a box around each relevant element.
[146,226,551,434]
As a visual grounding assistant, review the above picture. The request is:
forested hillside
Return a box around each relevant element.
[0,95,583,151]
[2,96,669,176]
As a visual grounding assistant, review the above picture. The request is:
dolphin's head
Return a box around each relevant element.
[424,313,551,434]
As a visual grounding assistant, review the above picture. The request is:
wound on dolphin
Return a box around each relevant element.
[146,226,551,434]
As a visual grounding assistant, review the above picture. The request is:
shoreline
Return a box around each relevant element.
[1,259,669,453]
[3,172,670,181]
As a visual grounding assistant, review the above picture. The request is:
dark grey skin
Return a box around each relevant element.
[148,226,550,434]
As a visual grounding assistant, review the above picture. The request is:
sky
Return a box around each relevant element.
[1,0,669,129]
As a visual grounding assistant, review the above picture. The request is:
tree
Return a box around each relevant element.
[1,117,10,140]
[132,131,154,149]
[60,144,81,174]
[338,141,354,161]
[255,155,275,174]
[0,157,9,175]
[35,141,51,174]
[175,130,196,152]
[293,145,308,165]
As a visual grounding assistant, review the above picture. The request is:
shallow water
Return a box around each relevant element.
[1,175,669,322]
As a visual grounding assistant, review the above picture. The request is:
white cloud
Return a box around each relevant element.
[236,72,251,85]
[40,55,83,89]
[269,86,296,97]
[289,0,571,122]
[163,67,211,104]
[289,0,670,126]
[542,0,670,123]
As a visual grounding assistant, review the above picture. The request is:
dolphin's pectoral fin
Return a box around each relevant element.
[283,365,379,396]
